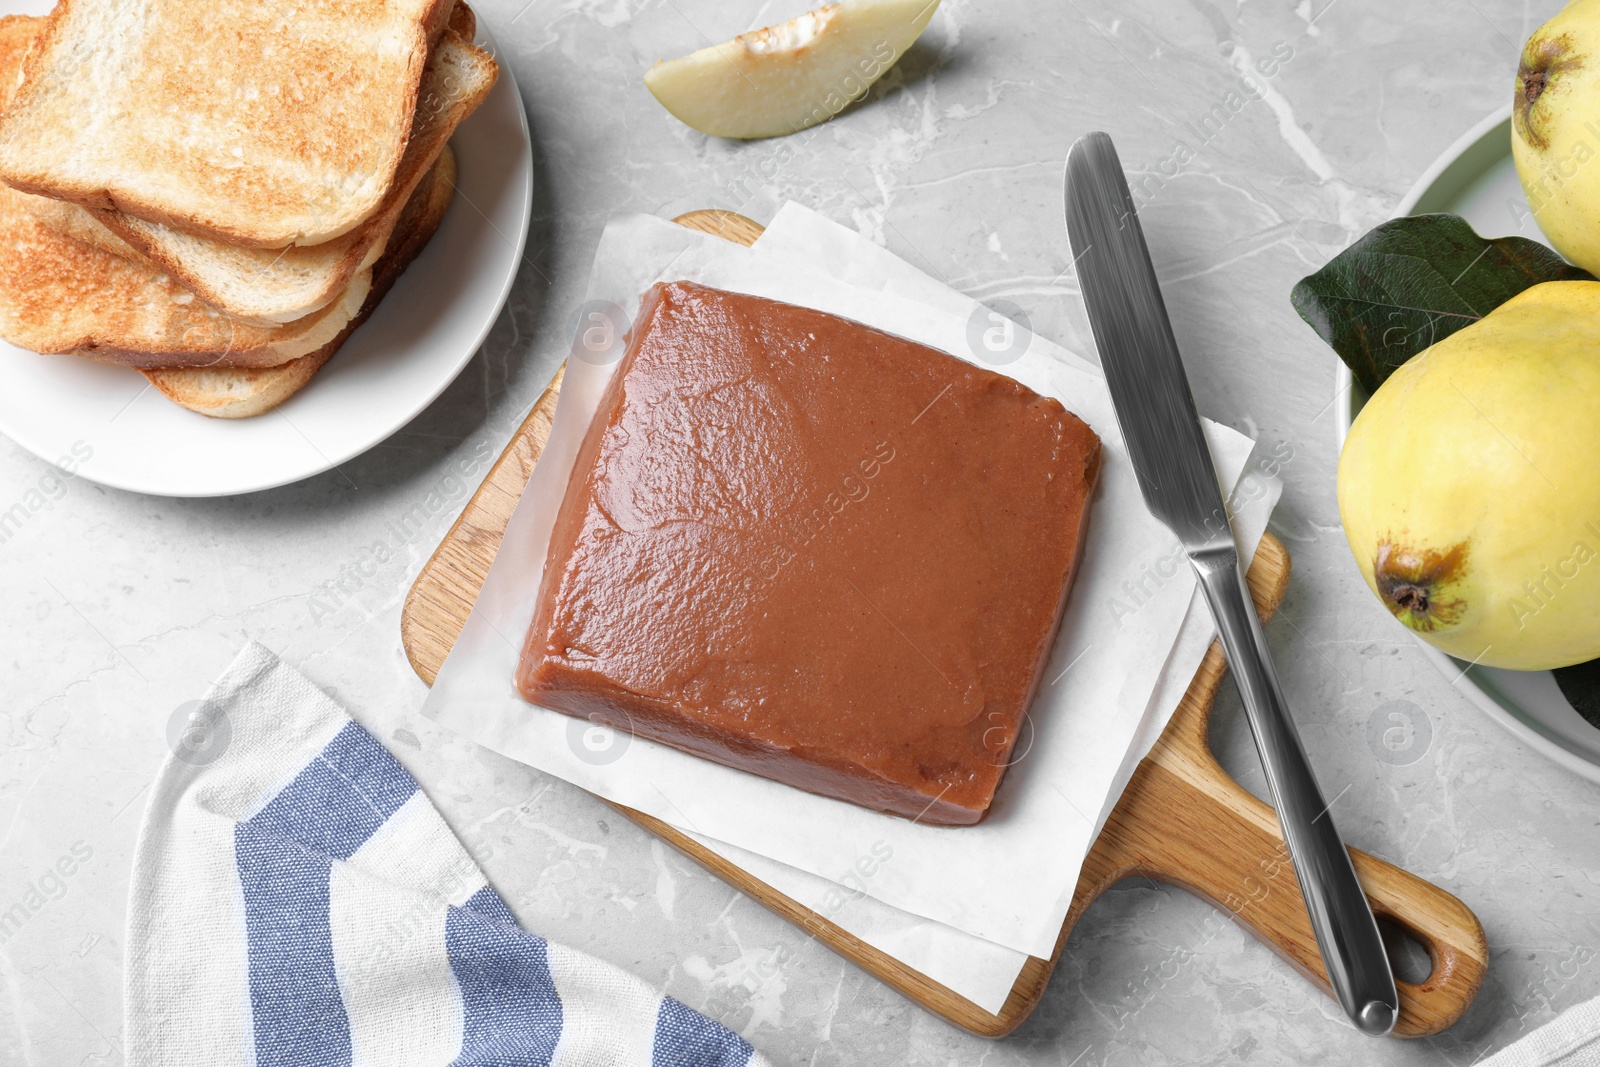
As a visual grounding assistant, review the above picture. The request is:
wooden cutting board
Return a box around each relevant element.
[400,210,1487,1038]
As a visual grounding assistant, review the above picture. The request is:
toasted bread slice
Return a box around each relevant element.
[142,148,457,418]
[0,15,30,94]
[448,0,476,39]
[0,175,376,368]
[0,15,373,368]
[35,18,495,325]
[0,0,454,248]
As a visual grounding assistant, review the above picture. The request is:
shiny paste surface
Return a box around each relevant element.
[518,281,1101,824]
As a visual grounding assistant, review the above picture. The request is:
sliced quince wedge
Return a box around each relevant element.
[644,0,940,140]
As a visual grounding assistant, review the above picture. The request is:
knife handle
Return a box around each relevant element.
[1191,544,1400,1035]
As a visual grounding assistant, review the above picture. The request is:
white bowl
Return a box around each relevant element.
[1333,106,1600,783]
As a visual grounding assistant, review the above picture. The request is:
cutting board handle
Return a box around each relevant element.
[1091,643,1489,1037]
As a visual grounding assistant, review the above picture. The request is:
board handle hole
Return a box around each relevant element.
[1377,915,1435,985]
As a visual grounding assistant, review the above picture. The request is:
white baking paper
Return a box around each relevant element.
[423,208,1256,960]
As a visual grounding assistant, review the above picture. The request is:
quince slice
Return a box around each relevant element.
[644,0,940,140]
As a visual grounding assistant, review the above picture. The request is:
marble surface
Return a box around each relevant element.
[3,0,1598,1063]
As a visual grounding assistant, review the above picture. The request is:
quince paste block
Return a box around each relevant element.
[517,281,1101,825]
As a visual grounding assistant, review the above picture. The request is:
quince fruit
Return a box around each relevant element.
[1514,0,1600,273]
[1338,281,1600,670]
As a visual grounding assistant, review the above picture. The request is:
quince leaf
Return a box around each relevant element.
[1290,213,1590,394]
[1554,659,1600,733]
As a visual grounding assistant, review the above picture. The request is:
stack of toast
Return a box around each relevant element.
[0,0,497,417]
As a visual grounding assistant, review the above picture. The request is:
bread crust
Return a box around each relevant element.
[142,147,458,417]
[85,23,495,323]
[0,0,457,248]
[0,16,359,367]
[0,171,376,368]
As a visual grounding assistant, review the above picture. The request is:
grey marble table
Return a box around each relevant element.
[4,1,1596,1063]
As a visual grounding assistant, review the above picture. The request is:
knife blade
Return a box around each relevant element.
[1064,130,1400,1036]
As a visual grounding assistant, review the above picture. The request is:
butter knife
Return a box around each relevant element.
[1064,131,1399,1036]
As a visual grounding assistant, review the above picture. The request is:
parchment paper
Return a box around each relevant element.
[423,207,1261,960]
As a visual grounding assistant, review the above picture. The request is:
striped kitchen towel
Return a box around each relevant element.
[127,641,771,1067]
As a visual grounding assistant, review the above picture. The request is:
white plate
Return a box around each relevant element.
[1333,106,1600,783]
[0,3,533,497]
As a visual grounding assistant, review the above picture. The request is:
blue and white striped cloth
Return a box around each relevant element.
[127,642,771,1067]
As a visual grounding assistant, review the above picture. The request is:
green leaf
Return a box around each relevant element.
[1554,659,1600,733]
[1290,213,1590,394]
